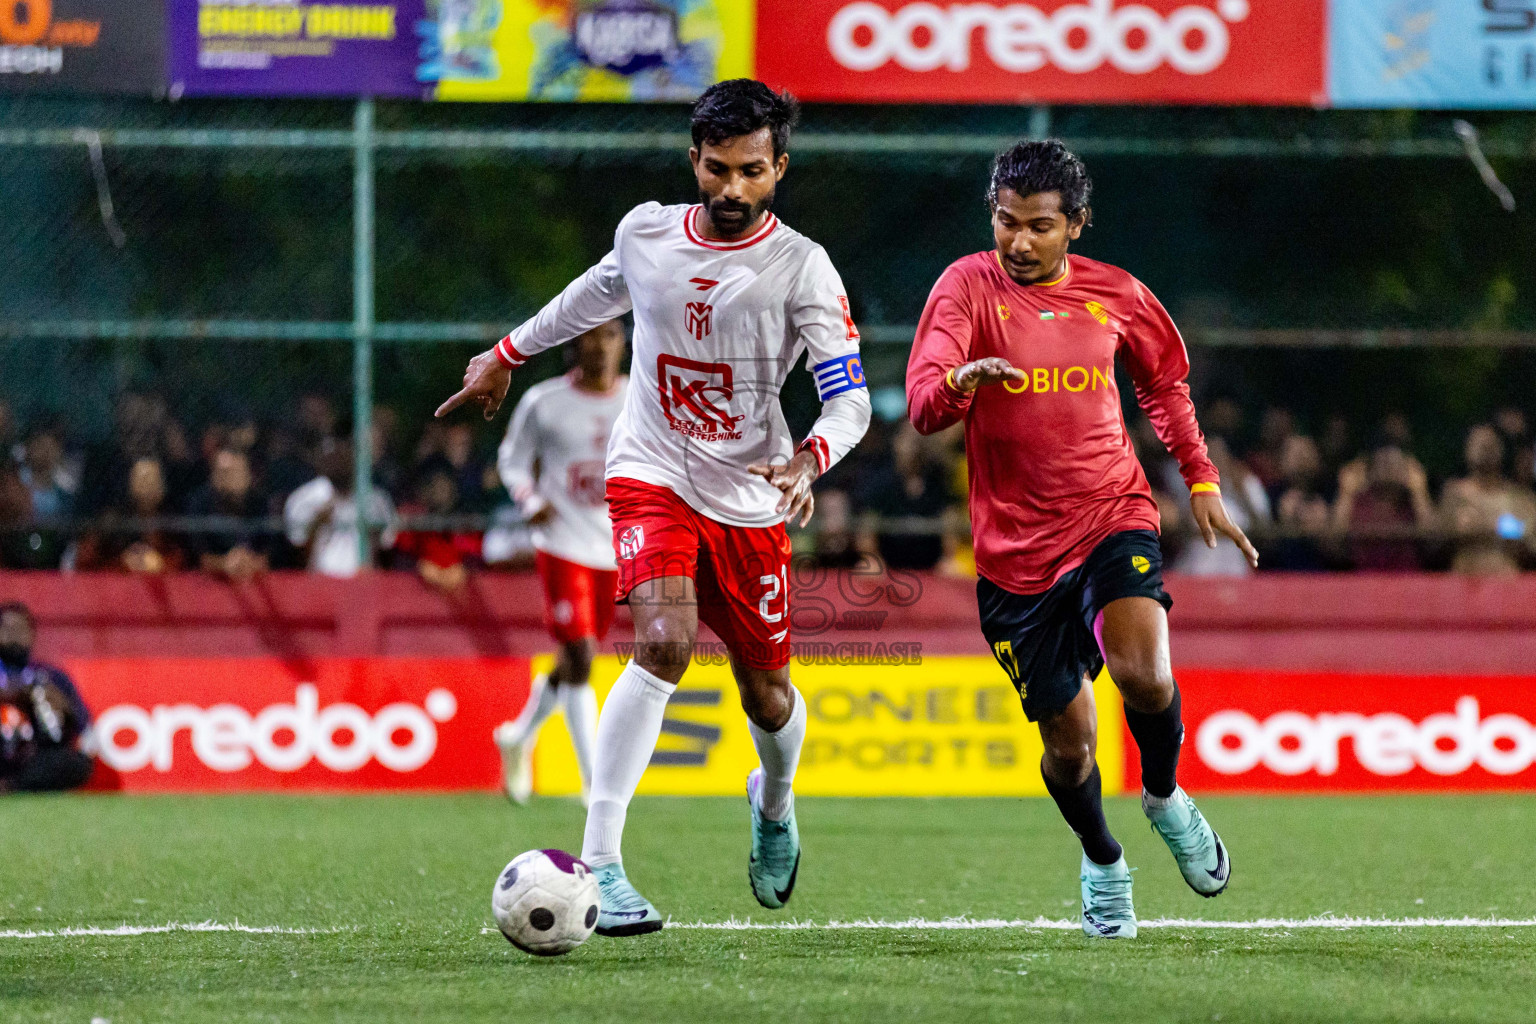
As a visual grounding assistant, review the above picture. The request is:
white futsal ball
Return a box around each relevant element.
[492,849,601,956]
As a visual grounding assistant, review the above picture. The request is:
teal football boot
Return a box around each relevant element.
[592,864,663,937]
[1144,786,1231,897]
[746,767,801,909]
[1080,853,1137,939]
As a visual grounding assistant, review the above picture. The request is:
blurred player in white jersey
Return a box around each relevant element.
[438,80,870,937]
[493,320,628,805]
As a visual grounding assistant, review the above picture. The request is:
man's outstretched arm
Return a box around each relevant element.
[437,250,631,420]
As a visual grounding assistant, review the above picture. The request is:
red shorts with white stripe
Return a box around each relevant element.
[535,551,619,644]
[606,476,793,670]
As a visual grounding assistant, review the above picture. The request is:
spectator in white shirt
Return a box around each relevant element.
[283,437,397,578]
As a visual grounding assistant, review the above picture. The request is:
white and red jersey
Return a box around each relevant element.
[495,202,871,528]
[498,372,628,570]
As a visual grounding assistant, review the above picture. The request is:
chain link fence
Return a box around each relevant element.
[3,95,1535,574]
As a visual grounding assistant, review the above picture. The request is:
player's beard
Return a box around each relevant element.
[701,186,774,239]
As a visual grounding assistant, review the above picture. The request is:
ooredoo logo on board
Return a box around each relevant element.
[1156,668,1536,792]
[756,0,1325,104]
[69,657,526,791]
[1196,698,1536,779]
[96,684,460,775]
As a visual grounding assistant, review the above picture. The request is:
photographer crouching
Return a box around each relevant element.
[0,603,94,793]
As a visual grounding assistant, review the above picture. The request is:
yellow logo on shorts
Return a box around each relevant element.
[1132,555,1150,574]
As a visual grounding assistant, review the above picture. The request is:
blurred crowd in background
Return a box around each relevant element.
[2,386,1534,586]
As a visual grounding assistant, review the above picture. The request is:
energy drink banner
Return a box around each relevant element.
[426,0,754,101]
[168,0,429,97]
[168,0,753,100]
[1329,0,1536,108]
[0,0,165,93]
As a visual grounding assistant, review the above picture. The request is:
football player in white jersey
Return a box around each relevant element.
[438,80,871,936]
[493,320,628,806]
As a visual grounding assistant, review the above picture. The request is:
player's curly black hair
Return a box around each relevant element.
[691,79,801,159]
[987,139,1093,223]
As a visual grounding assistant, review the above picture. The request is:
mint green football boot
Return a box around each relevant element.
[592,864,663,937]
[1080,853,1137,939]
[1144,786,1231,897]
[746,768,801,909]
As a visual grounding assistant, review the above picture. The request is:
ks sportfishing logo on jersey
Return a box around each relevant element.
[657,354,743,441]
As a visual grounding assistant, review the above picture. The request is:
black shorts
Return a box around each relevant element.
[977,529,1172,722]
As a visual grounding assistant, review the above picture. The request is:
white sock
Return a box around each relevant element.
[504,673,560,745]
[748,686,806,822]
[580,661,677,868]
[1142,785,1192,829]
[560,683,599,796]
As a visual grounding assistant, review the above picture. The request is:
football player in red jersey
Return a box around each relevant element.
[908,140,1257,939]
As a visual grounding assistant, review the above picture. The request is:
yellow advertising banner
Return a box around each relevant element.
[534,656,1123,797]
[430,0,755,102]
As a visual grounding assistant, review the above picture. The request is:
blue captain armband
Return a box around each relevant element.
[811,352,866,400]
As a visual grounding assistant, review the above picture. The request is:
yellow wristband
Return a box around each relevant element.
[945,368,965,393]
[1190,482,1221,496]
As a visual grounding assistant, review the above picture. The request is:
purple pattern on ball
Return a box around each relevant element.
[541,849,587,874]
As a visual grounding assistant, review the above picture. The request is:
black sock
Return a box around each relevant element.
[1042,762,1123,866]
[1125,684,1184,799]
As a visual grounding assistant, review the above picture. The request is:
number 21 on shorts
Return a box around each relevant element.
[758,566,789,623]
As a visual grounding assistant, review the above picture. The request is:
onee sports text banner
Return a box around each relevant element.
[77,657,532,791]
[534,655,1126,797]
[1328,0,1536,109]
[168,0,428,97]
[0,0,165,93]
[1154,668,1536,793]
[753,0,1326,105]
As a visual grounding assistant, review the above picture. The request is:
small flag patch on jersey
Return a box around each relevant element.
[812,353,866,400]
[1039,310,1055,320]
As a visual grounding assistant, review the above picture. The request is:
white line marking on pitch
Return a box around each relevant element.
[0,921,350,939]
[15,917,1536,941]
[666,916,1536,931]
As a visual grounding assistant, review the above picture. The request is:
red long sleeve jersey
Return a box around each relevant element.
[907,252,1218,595]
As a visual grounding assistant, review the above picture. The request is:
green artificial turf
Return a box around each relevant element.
[3,793,1534,1023]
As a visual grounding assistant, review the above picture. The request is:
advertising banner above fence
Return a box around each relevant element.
[1329,0,1536,108]
[754,0,1327,105]
[167,0,428,97]
[428,0,755,102]
[152,0,1535,106]
[1143,668,1536,793]
[0,0,165,93]
[79,656,531,791]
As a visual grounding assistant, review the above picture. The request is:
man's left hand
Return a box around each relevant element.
[748,451,819,528]
[1191,490,1259,568]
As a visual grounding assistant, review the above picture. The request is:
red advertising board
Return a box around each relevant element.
[756,0,1326,105]
[73,658,532,792]
[1144,668,1536,793]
